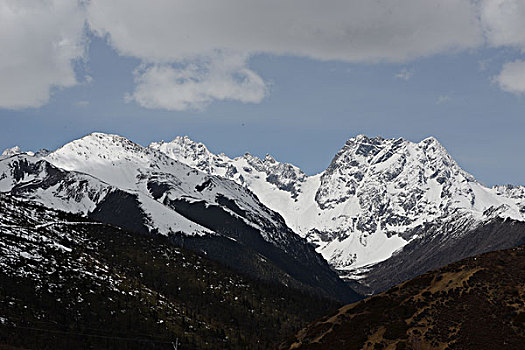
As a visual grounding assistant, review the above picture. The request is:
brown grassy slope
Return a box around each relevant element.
[281,246,525,350]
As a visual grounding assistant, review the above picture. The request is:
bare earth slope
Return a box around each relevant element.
[282,245,525,350]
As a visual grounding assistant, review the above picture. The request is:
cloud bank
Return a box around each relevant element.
[86,0,484,63]
[493,60,525,95]
[126,52,268,111]
[86,0,484,110]
[482,0,525,95]
[2,0,525,110]
[0,0,86,109]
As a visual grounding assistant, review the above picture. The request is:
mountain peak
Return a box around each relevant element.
[150,135,211,153]
[352,134,386,142]
[44,132,160,189]
[51,132,144,154]
[149,135,215,173]
[420,135,439,144]
[49,133,148,161]
[171,135,202,145]
[345,134,383,147]
[1,146,22,158]
[418,135,449,154]
[264,154,276,163]
[0,146,37,158]
[81,132,137,145]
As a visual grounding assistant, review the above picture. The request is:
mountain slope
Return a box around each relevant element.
[281,245,525,350]
[349,216,525,295]
[0,193,341,350]
[151,135,525,274]
[0,134,358,302]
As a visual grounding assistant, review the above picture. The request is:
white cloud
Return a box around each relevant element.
[437,95,452,104]
[126,52,268,111]
[481,0,525,49]
[5,0,525,110]
[87,0,483,63]
[492,60,525,95]
[481,1,525,95]
[0,0,86,109]
[395,68,414,81]
[85,0,485,111]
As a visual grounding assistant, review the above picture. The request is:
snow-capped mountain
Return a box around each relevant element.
[42,133,287,241]
[151,135,525,274]
[0,133,356,301]
[0,146,22,158]
[150,136,307,200]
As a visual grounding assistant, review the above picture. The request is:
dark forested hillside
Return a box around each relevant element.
[0,194,340,349]
[282,245,525,350]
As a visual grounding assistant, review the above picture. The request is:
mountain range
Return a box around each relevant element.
[150,134,525,289]
[1,133,524,297]
[151,135,524,264]
[0,133,356,302]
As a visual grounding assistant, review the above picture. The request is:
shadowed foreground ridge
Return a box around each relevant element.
[281,245,525,350]
[0,194,341,350]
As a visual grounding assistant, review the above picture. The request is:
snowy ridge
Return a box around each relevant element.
[150,137,307,199]
[493,184,525,213]
[44,133,299,245]
[152,134,525,272]
[1,146,22,158]
[0,153,211,236]
[0,146,47,159]
[0,133,307,249]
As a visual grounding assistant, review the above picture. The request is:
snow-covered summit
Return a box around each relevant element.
[1,146,53,159]
[0,133,305,244]
[36,132,315,249]
[153,134,525,272]
[150,136,307,199]
[1,146,22,158]
[46,132,167,189]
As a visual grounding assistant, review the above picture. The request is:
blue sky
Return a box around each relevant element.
[1,1,524,186]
